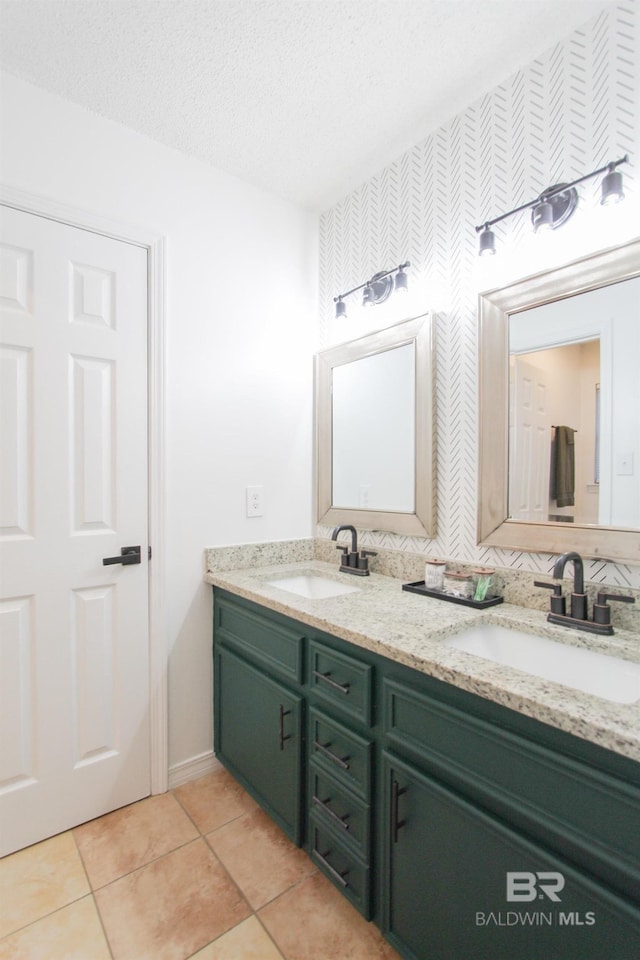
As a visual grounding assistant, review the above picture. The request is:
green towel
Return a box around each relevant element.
[551,426,575,508]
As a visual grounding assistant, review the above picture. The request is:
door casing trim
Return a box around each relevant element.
[0,183,168,794]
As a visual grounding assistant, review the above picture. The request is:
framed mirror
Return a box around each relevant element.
[316,313,435,537]
[478,236,640,562]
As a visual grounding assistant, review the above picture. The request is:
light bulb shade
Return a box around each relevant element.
[601,168,624,205]
[362,283,374,306]
[394,267,409,292]
[335,298,347,320]
[532,200,554,233]
[478,227,496,256]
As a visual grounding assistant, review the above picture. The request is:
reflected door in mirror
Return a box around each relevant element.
[507,275,639,529]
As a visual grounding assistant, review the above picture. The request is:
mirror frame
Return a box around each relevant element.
[478,236,640,563]
[316,313,435,537]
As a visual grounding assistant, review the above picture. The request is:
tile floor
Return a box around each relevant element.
[0,768,402,960]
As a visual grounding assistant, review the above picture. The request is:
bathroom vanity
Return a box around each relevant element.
[208,561,640,960]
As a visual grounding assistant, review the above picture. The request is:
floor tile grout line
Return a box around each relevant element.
[71,828,115,960]
[0,892,101,945]
[253,913,288,960]
[201,832,255,911]
[86,834,218,893]
[170,785,255,839]
[87,892,116,960]
[252,863,320,913]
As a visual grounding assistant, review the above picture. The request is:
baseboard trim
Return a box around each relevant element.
[168,751,221,789]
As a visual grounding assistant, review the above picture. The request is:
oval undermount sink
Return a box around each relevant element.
[444,624,640,704]
[266,574,361,600]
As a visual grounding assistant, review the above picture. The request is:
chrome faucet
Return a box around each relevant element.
[534,549,634,635]
[331,524,376,577]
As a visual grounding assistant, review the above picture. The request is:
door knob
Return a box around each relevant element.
[103,545,141,566]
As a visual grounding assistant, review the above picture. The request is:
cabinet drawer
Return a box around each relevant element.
[309,639,373,726]
[309,760,371,860]
[215,595,304,683]
[310,820,371,919]
[309,708,372,801]
[383,677,640,901]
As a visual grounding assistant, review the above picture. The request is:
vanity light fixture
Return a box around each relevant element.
[478,224,496,256]
[475,154,629,255]
[334,261,410,319]
[394,263,409,293]
[335,297,347,320]
[601,162,625,205]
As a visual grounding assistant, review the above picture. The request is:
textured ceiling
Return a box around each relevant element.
[0,0,613,210]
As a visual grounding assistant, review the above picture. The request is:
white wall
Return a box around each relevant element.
[319,2,640,588]
[0,71,317,773]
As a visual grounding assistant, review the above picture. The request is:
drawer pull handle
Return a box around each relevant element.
[313,670,350,695]
[316,849,349,888]
[279,705,292,751]
[392,779,407,844]
[312,795,350,830]
[313,739,350,770]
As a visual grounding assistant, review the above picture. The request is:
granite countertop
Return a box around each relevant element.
[204,559,640,762]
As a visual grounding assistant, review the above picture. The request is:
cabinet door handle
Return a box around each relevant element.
[313,739,350,770]
[279,705,292,751]
[392,778,407,844]
[312,670,350,695]
[316,849,349,888]
[312,795,350,830]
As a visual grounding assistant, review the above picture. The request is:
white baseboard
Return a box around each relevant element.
[168,750,222,789]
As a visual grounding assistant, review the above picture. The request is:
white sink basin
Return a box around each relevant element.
[444,624,640,704]
[266,574,361,600]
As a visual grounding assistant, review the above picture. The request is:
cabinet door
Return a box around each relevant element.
[381,751,640,960]
[215,646,303,843]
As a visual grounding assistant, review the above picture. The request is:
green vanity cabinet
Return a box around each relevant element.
[381,751,640,960]
[213,594,305,843]
[379,671,640,960]
[212,588,640,959]
[214,647,304,842]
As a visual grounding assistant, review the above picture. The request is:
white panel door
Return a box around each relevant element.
[0,205,150,855]
[509,357,551,522]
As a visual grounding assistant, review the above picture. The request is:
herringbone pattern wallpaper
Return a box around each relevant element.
[318,4,639,588]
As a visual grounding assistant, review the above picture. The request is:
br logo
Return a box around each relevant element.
[506,872,565,902]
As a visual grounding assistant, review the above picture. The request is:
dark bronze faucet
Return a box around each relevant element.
[331,524,377,577]
[553,551,587,620]
[534,550,634,635]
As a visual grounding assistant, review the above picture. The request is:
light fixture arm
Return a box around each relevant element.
[475,154,629,234]
[334,261,410,304]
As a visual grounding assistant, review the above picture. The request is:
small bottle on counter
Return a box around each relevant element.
[471,567,494,602]
[424,559,446,591]
[442,571,474,598]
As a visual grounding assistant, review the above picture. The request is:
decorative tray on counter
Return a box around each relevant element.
[402,581,504,609]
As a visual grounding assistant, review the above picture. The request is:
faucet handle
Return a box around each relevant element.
[534,580,566,615]
[596,591,635,605]
[593,591,635,627]
[356,549,377,573]
[335,544,349,564]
